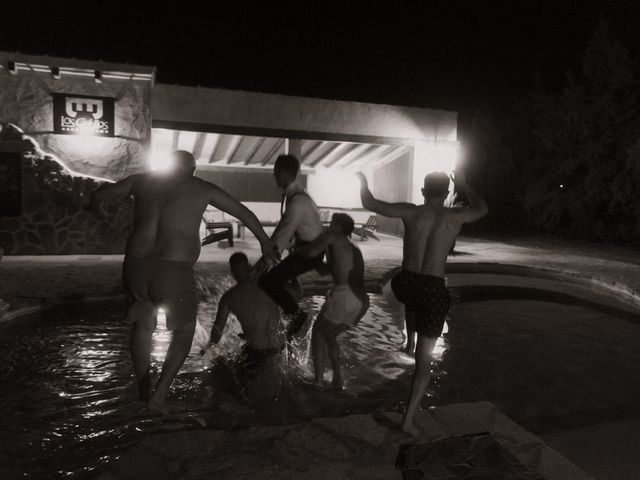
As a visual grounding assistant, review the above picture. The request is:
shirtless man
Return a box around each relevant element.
[90,151,278,414]
[297,213,370,390]
[356,169,487,435]
[207,252,286,400]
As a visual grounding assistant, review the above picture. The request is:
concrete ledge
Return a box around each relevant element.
[92,402,594,480]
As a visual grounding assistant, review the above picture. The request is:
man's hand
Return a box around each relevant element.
[260,238,280,265]
[250,256,271,280]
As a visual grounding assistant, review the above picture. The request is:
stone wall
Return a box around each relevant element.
[0,125,133,254]
[0,57,152,179]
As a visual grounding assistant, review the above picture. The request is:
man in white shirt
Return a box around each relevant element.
[258,154,324,340]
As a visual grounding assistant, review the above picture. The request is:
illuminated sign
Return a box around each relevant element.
[0,153,21,216]
[53,93,114,137]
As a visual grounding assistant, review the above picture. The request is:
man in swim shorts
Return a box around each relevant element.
[90,151,278,414]
[357,168,487,435]
[207,252,286,401]
[297,213,369,390]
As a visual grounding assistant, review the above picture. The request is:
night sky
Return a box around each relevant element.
[2,1,639,121]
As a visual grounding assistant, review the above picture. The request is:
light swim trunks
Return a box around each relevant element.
[319,284,369,328]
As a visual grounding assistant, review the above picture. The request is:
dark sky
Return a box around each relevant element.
[2,1,639,118]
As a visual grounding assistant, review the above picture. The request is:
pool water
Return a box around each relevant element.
[1,277,640,479]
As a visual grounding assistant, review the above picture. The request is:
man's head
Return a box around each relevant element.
[273,154,299,190]
[422,172,450,203]
[229,252,251,282]
[171,150,196,176]
[330,213,355,237]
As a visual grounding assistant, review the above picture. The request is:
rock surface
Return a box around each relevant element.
[0,124,134,254]
[92,402,594,480]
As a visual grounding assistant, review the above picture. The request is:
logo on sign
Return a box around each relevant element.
[65,97,104,119]
[53,94,114,137]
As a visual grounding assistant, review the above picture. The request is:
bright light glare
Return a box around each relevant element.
[149,150,175,172]
[412,141,459,203]
[157,307,167,328]
[307,167,363,208]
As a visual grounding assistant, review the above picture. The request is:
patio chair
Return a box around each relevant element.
[201,210,234,247]
[353,215,380,241]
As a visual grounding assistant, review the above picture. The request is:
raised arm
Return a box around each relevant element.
[356,172,415,219]
[207,183,279,262]
[209,292,230,345]
[450,169,488,223]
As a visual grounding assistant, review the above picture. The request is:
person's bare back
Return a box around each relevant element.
[225,283,284,351]
[126,174,214,263]
[401,205,464,277]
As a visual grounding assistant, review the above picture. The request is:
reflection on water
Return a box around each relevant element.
[2,277,640,479]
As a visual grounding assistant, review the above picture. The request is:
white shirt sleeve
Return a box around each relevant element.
[272,196,303,253]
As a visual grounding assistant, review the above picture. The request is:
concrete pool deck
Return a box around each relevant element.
[2,234,640,479]
[91,402,594,480]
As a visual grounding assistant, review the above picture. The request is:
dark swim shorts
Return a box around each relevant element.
[123,256,198,331]
[391,270,451,338]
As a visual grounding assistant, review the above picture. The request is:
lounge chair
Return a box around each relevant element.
[201,211,234,247]
[353,215,380,241]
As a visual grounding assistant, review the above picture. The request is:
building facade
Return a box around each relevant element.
[0,51,457,254]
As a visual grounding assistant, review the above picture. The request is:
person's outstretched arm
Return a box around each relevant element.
[450,170,488,223]
[207,183,279,263]
[209,292,230,345]
[89,174,140,217]
[356,173,415,219]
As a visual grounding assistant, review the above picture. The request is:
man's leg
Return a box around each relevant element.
[404,308,417,356]
[402,334,438,435]
[311,319,328,386]
[326,331,344,389]
[147,320,196,414]
[128,300,157,401]
[259,254,316,314]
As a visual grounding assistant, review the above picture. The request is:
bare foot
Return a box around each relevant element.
[146,395,170,416]
[401,419,420,436]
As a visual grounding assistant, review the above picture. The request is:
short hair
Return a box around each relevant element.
[424,172,450,198]
[274,154,300,177]
[229,252,249,268]
[331,213,355,235]
[173,150,196,169]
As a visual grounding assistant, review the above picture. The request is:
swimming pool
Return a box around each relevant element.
[1,272,639,478]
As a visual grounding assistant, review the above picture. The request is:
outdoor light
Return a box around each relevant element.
[51,66,61,79]
[560,184,564,188]
[94,70,102,83]
[149,149,175,172]
[7,60,17,74]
